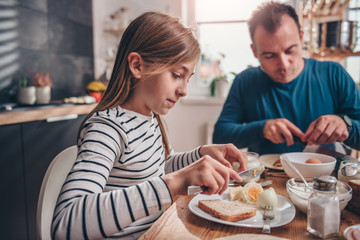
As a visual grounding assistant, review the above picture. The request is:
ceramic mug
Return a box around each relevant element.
[17,86,36,105]
[36,86,51,104]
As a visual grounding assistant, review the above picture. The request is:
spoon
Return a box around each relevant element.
[341,164,358,177]
[281,154,310,190]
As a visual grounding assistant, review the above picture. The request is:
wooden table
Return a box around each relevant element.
[140,169,359,239]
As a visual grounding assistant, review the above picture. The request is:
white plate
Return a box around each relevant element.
[259,154,283,170]
[189,189,296,228]
[344,224,360,237]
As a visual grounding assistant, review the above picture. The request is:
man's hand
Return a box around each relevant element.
[263,118,304,146]
[303,114,349,145]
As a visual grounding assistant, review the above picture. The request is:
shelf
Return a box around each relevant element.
[104,28,125,35]
[300,0,356,60]
[311,51,360,60]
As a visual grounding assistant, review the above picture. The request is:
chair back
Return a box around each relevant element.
[36,145,77,240]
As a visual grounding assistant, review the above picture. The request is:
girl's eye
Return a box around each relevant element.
[172,73,181,79]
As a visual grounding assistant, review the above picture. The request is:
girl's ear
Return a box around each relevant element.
[128,52,143,79]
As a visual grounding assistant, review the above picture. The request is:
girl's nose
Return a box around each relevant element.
[176,84,187,97]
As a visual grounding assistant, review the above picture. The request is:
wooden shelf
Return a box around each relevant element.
[300,0,356,60]
[104,28,125,35]
[311,51,360,60]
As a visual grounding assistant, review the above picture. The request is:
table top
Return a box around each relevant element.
[140,150,360,240]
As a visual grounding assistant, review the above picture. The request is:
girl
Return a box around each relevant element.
[52,12,246,239]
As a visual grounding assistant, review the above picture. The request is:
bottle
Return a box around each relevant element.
[307,175,340,238]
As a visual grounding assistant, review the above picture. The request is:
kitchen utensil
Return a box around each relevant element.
[280,152,336,178]
[233,164,265,183]
[341,164,358,177]
[228,180,273,188]
[187,165,265,195]
[318,21,358,52]
[262,205,275,233]
[280,154,310,190]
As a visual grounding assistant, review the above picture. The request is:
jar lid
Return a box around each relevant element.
[313,175,337,191]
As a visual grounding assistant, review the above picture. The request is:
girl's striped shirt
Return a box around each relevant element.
[51,106,201,239]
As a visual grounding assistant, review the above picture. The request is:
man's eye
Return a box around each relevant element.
[263,55,274,59]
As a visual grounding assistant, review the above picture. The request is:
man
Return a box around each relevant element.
[213,2,360,155]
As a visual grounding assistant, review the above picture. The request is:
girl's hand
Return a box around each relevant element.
[163,155,243,197]
[199,144,247,172]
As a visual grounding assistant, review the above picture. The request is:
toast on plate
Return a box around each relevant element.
[198,199,257,222]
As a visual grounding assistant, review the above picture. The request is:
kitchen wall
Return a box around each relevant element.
[0,0,94,103]
[92,0,182,80]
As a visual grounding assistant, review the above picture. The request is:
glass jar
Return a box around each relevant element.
[232,152,259,173]
[307,175,340,238]
[232,152,260,182]
[337,160,360,183]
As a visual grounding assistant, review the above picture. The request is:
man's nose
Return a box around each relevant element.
[278,54,290,69]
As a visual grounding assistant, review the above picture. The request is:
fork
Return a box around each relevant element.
[262,206,274,233]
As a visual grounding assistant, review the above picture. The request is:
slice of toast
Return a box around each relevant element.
[198,199,257,222]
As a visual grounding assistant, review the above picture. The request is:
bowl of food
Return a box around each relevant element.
[280,152,336,178]
[286,177,352,214]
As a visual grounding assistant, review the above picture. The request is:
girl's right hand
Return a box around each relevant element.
[162,155,242,197]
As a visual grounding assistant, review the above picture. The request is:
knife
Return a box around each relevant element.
[187,165,265,195]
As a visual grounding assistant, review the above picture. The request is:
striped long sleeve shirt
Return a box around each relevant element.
[51,106,202,239]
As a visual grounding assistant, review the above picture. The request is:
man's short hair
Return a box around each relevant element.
[248,1,301,42]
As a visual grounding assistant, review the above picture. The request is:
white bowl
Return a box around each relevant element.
[280,152,336,178]
[286,177,352,214]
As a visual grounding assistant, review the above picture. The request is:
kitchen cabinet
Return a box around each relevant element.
[0,113,85,240]
[22,114,85,240]
[0,124,28,240]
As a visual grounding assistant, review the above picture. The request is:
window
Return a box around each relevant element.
[186,0,287,96]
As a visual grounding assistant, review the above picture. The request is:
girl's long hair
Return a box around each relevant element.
[79,12,200,158]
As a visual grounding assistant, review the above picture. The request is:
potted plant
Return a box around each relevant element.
[32,72,53,104]
[17,77,36,105]
[210,72,237,98]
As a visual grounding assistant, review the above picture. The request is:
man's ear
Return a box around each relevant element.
[128,52,143,79]
[250,43,258,58]
[300,30,304,46]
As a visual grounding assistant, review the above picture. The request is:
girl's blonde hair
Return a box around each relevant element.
[79,12,200,158]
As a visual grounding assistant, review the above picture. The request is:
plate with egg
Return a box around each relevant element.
[189,182,296,228]
[259,154,283,170]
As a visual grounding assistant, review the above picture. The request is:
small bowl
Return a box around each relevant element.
[286,177,352,214]
[280,152,336,178]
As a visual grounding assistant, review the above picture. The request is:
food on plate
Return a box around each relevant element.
[243,182,263,204]
[273,159,282,167]
[347,180,360,216]
[198,199,257,222]
[257,187,278,209]
[229,186,245,201]
[305,158,322,164]
[345,227,360,240]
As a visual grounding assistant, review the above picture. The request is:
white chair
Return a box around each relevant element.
[36,145,78,240]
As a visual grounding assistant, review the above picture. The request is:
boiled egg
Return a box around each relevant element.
[305,158,322,164]
[243,182,263,204]
[257,187,278,209]
[229,186,245,202]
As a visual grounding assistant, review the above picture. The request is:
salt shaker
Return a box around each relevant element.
[307,175,340,238]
